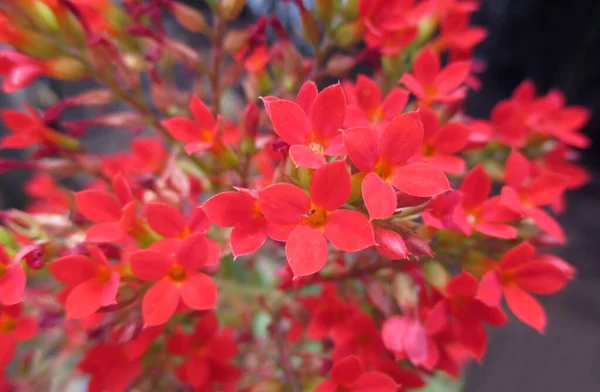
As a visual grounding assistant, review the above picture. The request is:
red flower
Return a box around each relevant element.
[315,355,398,392]
[400,46,471,106]
[382,315,434,370]
[418,107,469,174]
[202,188,293,258]
[168,312,240,390]
[145,202,210,239]
[0,245,26,306]
[500,150,568,242]
[344,75,409,130]
[262,82,346,169]
[24,173,71,214]
[49,245,120,319]
[0,50,46,93]
[258,161,375,277]
[476,242,573,332]
[0,304,37,370]
[424,271,508,361]
[343,112,450,220]
[423,165,518,239]
[74,174,139,243]
[301,284,358,339]
[162,96,220,155]
[130,234,217,326]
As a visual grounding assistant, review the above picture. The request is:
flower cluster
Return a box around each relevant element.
[0,0,588,391]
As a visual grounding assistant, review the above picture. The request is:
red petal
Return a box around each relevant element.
[374,226,410,260]
[142,280,181,326]
[424,301,450,335]
[15,316,37,341]
[259,183,310,225]
[1,109,37,131]
[262,98,311,145]
[418,106,439,141]
[175,232,208,271]
[404,318,429,367]
[474,223,517,239]
[285,225,328,277]
[446,271,478,297]
[205,238,222,266]
[188,206,211,234]
[130,250,172,281]
[65,279,104,319]
[296,81,318,114]
[499,241,535,270]
[400,73,426,98]
[325,210,374,252]
[382,316,407,352]
[202,191,255,227]
[0,133,36,148]
[500,186,525,214]
[381,112,423,166]
[310,161,351,211]
[311,83,346,140]
[453,317,487,361]
[230,219,268,257]
[289,144,326,169]
[504,285,546,333]
[0,339,15,368]
[343,126,380,172]
[331,355,363,385]
[353,372,401,392]
[362,173,397,220]
[514,261,571,295]
[434,122,469,153]
[381,88,409,120]
[75,191,122,223]
[526,206,565,243]
[146,202,187,238]
[161,117,201,142]
[413,47,440,86]
[356,75,382,113]
[475,271,503,307]
[460,165,490,209]
[434,61,471,94]
[425,154,466,174]
[504,150,531,187]
[184,140,213,155]
[190,97,215,129]
[314,381,336,392]
[391,162,450,197]
[0,265,25,305]
[180,273,217,310]
[85,222,125,243]
[49,255,97,285]
[112,173,133,205]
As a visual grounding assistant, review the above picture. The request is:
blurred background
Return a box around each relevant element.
[1,0,599,390]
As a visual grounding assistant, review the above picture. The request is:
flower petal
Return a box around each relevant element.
[65,279,105,319]
[504,285,546,333]
[434,122,470,153]
[85,222,125,243]
[230,219,268,257]
[343,126,380,173]
[460,165,490,209]
[381,112,423,166]
[362,173,397,220]
[285,225,328,277]
[289,144,326,169]
[74,191,122,223]
[296,81,318,114]
[175,232,208,271]
[504,150,531,188]
[190,97,215,129]
[49,255,97,285]
[262,98,311,145]
[0,265,25,305]
[324,210,375,252]
[142,280,181,327]
[311,83,346,141]
[146,202,187,238]
[180,273,217,310]
[130,250,172,281]
[331,355,363,385]
[259,183,310,225]
[499,241,535,270]
[474,223,518,239]
[202,191,256,227]
[526,207,565,243]
[310,161,351,211]
[475,271,503,308]
[391,162,450,197]
[161,117,201,142]
[434,61,471,94]
[514,261,571,295]
[356,75,382,113]
[381,88,409,120]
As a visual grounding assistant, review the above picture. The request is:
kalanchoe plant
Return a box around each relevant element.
[0,0,589,391]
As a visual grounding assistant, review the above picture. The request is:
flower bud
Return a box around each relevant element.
[392,273,418,310]
[171,2,207,33]
[333,22,362,48]
[46,57,86,81]
[23,245,44,270]
[243,102,259,139]
[300,9,320,46]
[218,0,245,21]
[315,0,335,23]
[326,54,355,77]
[343,0,359,19]
[424,260,449,289]
[404,234,434,256]
[25,0,59,33]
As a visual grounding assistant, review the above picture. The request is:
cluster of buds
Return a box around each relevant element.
[0,0,589,391]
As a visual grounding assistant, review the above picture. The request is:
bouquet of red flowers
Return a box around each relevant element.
[0,0,590,391]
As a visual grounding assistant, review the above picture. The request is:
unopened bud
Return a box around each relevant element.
[171,2,207,33]
[424,260,449,289]
[333,22,362,48]
[223,29,249,54]
[315,0,335,23]
[300,9,320,46]
[24,245,44,270]
[46,57,86,81]
[218,0,245,20]
[344,0,359,19]
[392,273,418,309]
[243,102,259,138]
[404,234,434,257]
[326,54,355,77]
[26,0,59,33]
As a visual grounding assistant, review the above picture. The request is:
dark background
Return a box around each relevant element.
[1,0,599,390]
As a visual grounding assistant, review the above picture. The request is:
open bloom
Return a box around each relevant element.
[315,355,398,392]
[49,245,120,319]
[344,111,450,220]
[202,188,293,257]
[476,242,573,332]
[130,233,217,326]
[0,245,25,306]
[0,304,37,369]
[259,161,375,277]
[262,82,346,169]
[400,46,471,106]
